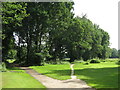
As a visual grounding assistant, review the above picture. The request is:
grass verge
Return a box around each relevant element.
[74,62,118,89]
[30,60,119,89]
[2,67,46,88]
[30,64,71,80]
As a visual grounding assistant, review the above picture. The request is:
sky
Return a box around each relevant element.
[73,0,119,50]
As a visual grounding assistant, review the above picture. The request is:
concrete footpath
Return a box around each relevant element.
[20,67,96,90]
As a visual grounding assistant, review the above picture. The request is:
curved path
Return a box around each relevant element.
[20,67,96,90]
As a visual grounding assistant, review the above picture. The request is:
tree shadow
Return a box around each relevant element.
[7,67,22,70]
[75,67,118,87]
[7,67,25,73]
[42,67,119,88]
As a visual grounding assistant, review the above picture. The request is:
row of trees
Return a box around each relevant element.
[110,48,120,58]
[2,2,116,66]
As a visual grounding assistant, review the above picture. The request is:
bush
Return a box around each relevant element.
[101,60,106,62]
[84,62,89,65]
[90,59,100,63]
[79,60,84,63]
[0,62,7,72]
[7,49,17,59]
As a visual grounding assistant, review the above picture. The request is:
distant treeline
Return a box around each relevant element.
[2,2,119,66]
[109,48,120,58]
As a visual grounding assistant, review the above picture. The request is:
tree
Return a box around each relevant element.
[118,49,120,58]
[110,48,118,58]
[2,2,111,66]
[15,2,75,65]
[47,2,74,64]
[2,2,28,63]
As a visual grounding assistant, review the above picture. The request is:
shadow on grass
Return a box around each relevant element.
[7,67,25,73]
[7,67,22,70]
[74,67,118,88]
[42,67,119,89]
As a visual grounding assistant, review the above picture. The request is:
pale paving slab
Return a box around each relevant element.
[20,67,96,90]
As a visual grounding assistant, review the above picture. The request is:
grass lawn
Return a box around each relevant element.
[2,67,46,88]
[30,60,119,89]
[30,64,71,80]
[74,62,118,89]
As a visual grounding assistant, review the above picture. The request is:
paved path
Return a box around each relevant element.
[20,67,96,90]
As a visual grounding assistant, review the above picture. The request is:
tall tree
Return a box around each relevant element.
[2,2,111,66]
[48,2,74,63]
[2,2,28,63]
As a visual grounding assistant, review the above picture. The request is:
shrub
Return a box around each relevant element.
[90,59,100,63]
[116,60,120,65]
[101,60,106,62]
[7,49,17,59]
[84,62,89,65]
[79,60,84,63]
[1,62,7,72]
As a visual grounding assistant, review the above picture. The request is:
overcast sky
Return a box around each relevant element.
[73,0,119,49]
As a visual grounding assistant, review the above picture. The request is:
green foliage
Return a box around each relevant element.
[90,59,100,63]
[2,2,28,26]
[6,59,16,63]
[0,62,7,71]
[110,48,119,58]
[101,60,106,62]
[2,2,28,62]
[7,49,17,59]
[84,62,89,65]
[2,2,111,65]
[62,58,70,61]
[118,49,120,58]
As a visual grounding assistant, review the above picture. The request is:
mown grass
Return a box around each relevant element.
[30,64,71,80]
[2,67,46,88]
[30,59,119,89]
[74,62,118,89]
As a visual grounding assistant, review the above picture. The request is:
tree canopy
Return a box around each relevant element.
[2,2,113,66]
